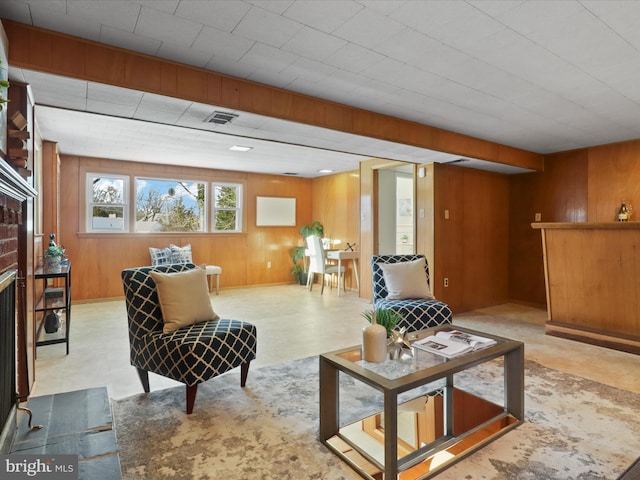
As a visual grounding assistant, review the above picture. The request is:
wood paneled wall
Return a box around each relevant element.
[508,149,588,306]
[58,155,314,301]
[434,164,510,312]
[3,20,543,172]
[41,141,59,242]
[509,139,640,306]
[587,139,640,222]
[311,170,361,290]
[416,163,435,283]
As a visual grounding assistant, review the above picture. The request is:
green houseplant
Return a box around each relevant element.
[361,308,403,338]
[290,221,324,284]
[44,244,65,269]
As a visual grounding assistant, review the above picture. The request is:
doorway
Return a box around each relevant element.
[376,163,415,255]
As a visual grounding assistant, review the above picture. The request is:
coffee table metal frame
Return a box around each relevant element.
[319,325,524,479]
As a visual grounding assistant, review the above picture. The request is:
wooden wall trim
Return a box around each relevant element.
[3,20,544,172]
[41,141,58,242]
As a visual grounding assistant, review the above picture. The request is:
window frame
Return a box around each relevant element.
[211,181,244,233]
[134,176,208,233]
[86,173,130,233]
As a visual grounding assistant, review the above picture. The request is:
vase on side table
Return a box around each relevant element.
[363,313,387,362]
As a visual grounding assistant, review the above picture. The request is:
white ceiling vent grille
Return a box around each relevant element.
[205,111,238,125]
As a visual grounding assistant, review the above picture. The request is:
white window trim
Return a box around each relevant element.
[86,173,130,233]
[212,181,243,233]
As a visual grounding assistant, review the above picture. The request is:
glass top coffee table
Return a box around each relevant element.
[319,325,524,480]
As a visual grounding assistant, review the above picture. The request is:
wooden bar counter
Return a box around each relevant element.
[532,222,640,354]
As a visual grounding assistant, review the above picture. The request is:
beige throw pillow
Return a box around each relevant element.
[379,258,434,300]
[150,267,219,333]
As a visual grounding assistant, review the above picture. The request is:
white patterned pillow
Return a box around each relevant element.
[379,257,434,300]
[149,246,172,266]
[169,244,192,264]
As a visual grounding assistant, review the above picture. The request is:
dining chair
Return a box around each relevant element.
[305,235,345,294]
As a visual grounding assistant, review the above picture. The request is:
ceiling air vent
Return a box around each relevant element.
[204,111,238,125]
[444,158,469,164]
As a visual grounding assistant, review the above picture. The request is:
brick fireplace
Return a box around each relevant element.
[0,160,36,452]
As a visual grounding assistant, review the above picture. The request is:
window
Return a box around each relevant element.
[87,174,129,232]
[212,182,242,232]
[135,178,206,232]
[85,173,241,234]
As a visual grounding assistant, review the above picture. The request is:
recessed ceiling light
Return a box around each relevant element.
[229,145,252,152]
[317,169,334,173]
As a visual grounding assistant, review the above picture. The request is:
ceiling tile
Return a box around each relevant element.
[281,26,347,61]
[282,56,337,82]
[245,1,294,16]
[192,26,255,63]
[174,0,250,32]
[87,82,144,106]
[136,1,179,14]
[30,3,102,42]
[135,5,202,47]
[0,0,33,24]
[155,42,215,68]
[238,42,298,73]
[86,99,138,117]
[323,42,386,73]
[333,7,405,49]
[66,0,140,33]
[99,25,162,55]
[282,0,362,33]
[233,5,303,48]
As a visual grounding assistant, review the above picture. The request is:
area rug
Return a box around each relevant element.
[112,356,640,480]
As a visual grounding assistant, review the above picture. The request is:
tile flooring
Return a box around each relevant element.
[32,285,640,401]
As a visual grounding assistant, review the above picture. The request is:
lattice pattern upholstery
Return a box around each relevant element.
[372,254,452,331]
[121,264,256,409]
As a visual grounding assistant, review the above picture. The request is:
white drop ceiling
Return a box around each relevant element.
[2,1,640,177]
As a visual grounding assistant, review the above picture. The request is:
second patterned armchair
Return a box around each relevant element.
[372,254,452,332]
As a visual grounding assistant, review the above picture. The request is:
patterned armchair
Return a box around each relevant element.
[372,254,452,332]
[121,263,257,414]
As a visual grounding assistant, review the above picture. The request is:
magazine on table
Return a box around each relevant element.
[413,330,497,358]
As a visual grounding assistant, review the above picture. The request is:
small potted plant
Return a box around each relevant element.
[290,221,324,285]
[361,308,403,338]
[44,244,65,270]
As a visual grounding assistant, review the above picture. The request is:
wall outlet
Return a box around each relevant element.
[444,209,450,220]
[444,277,449,287]
[535,212,542,222]
[267,261,271,268]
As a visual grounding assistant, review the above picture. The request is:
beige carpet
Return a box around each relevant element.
[112,356,640,480]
